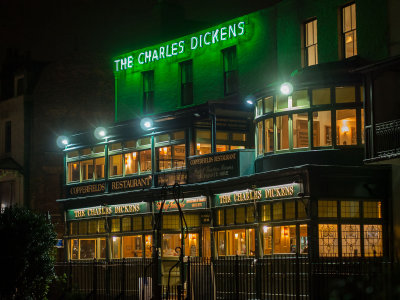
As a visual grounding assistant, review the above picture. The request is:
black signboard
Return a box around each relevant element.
[187,151,239,183]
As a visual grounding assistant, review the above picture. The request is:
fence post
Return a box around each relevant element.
[121,258,126,299]
[186,257,191,300]
[93,259,97,298]
[295,252,300,300]
[235,255,239,300]
[68,260,72,292]
[256,258,261,300]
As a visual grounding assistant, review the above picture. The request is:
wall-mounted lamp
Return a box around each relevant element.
[56,136,69,148]
[280,82,293,95]
[94,127,107,140]
[140,117,154,130]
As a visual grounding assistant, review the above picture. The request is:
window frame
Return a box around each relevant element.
[142,70,155,114]
[304,18,318,66]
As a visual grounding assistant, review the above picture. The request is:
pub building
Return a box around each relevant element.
[57,0,393,283]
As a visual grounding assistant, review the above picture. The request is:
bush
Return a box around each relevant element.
[0,206,57,299]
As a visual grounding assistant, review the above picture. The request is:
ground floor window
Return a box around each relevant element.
[71,238,106,260]
[216,228,255,256]
[111,234,153,259]
[262,224,308,255]
[162,233,199,257]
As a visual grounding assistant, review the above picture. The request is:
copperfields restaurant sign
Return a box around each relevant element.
[66,175,152,197]
[214,183,301,206]
[67,202,149,221]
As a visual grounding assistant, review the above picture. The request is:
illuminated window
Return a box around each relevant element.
[260,204,271,221]
[246,206,255,223]
[122,235,143,258]
[364,201,382,218]
[277,115,289,150]
[318,200,337,218]
[257,121,263,156]
[273,225,296,254]
[217,229,255,256]
[139,149,152,172]
[196,129,211,155]
[300,225,308,254]
[122,217,131,232]
[293,113,309,148]
[180,60,193,106]
[336,86,356,103]
[262,226,272,255]
[71,238,106,260]
[264,118,274,153]
[162,215,180,230]
[318,224,338,257]
[125,151,139,175]
[79,221,88,235]
[342,3,357,58]
[298,200,307,219]
[88,220,97,234]
[256,100,263,117]
[312,88,331,105]
[143,70,154,113]
[313,111,332,147]
[112,236,121,258]
[336,109,357,145]
[305,19,318,66]
[109,154,123,177]
[273,202,283,220]
[161,233,199,257]
[364,225,383,257]
[111,218,120,232]
[145,235,152,257]
[98,219,106,233]
[263,96,273,114]
[185,214,200,228]
[226,208,234,225]
[217,231,226,256]
[143,215,152,230]
[292,90,310,108]
[70,222,78,235]
[341,224,361,257]
[216,209,225,225]
[222,46,238,95]
[158,146,172,170]
[236,206,245,224]
[285,201,295,219]
[132,216,143,230]
[341,201,359,218]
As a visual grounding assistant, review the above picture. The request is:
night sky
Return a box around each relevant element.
[0,0,275,65]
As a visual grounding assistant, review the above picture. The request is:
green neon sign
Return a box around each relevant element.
[114,19,247,72]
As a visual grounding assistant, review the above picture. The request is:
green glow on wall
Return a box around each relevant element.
[113,20,247,72]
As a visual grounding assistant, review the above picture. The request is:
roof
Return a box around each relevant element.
[0,157,23,173]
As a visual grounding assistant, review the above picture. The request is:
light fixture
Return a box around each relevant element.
[56,136,69,148]
[245,95,255,105]
[235,233,239,239]
[112,236,117,242]
[140,117,153,130]
[280,82,293,95]
[94,127,107,140]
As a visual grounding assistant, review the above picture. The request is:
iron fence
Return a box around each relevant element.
[52,255,394,299]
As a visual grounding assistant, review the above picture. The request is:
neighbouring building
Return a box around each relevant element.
[57,0,398,289]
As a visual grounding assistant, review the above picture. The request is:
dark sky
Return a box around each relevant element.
[0,0,275,64]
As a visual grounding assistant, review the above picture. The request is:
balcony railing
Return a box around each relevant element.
[365,119,400,162]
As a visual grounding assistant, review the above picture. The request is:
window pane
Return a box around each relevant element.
[81,159,94,181]
[236,207,245,224]
[88,220,97,234]
[80,239,96,259]
[94,157,105,180]
[364,225,383,257]
[122,217,131,232]
[68,162,80,182]
[277,94,288,110]
[264,118,274,153]
[132,216,143,230]
[173,131,185,140]
[216,131,229,140]
[313,111,332,147]
[98,219,106,233]
[246,206,255,223]
[261,204,271,221]
[79,221,88,235]
[226,208,234,225]
[300,225,308,254]
[143,215,152,230]
[217,231,226,256]
[123,235,142,258]
[196,143,211,155]
[155,134,169,143]
[125,140,136,148]
[336,109,357,145]
[263,96,273,113]
[197,129,211,139]
[138,137,151,146]
[285,201,295,219]
[257,122,263,155]
[81,148,91,156]
[256,99,263,117]
[162,215,180,230]
[125,152,138,175]
[71,239,79,259]
[110,143,122,151]
[364,201,382,218]
[67,150,79,158]
[216,209,225,225]
[298,200,307,219]
[162,233,181,257]
[318,200,337,217]
[158,146,172,170]
[341,201,359,218]
[140,150,152,172]
[185,233,199,256]
[342,224,361,257]
[293,113,309,148]
[312,88,331,105]
[273,202,283,220]
[273,226,296,254]
[318,224,338,257]
[336,86,356,103]
[109,154,123,177]
[70,222,78,235]
[111,219,120,232]
[361,108,365,144]
[263,226,272,255]
[227,229,247,256]
[172,144,186,169]
[292,90,310,108]
[277,115,289,150]
[93,146,104,154]
[216,145,228,152]
[232,133,246,142]
[112,236,121,259]
[145,235,152,257]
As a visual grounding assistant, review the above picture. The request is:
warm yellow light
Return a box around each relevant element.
[179,234,182,239]
[263,226,268,233]
[346,36,353,43]
[113,236,117,242]
[234,233,239,239]
[73,163,77,169]
[196,143,201,150]
[126,155,132,166]
[132,152,137,159]
[163,147,167,153]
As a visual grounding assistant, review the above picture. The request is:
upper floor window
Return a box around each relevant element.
[304,19,318,66]
[222,46,238,95]
[195,129,247,155]
[180,60,193,106]
[66,146,105,183]
[342,3,357,58]
[143,71,154,114]
[4,121,11,153]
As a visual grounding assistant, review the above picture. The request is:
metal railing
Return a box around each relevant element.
[52,255,394,300]
[366,119,400,160]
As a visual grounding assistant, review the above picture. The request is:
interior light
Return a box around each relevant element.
[235,233,239,239]
[132,152,137,158]
[263,226,268,233]
[94,127,107,140]
[112,236,117,242]
[280,82,293,95]
[246,99,254,105]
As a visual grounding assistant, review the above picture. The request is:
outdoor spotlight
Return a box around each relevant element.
[280,82,293,95]
[140,117,154,130]
[246,99,254,105]
[94,127,107,139]
[56,136,69,148]
[245,95,255,105]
